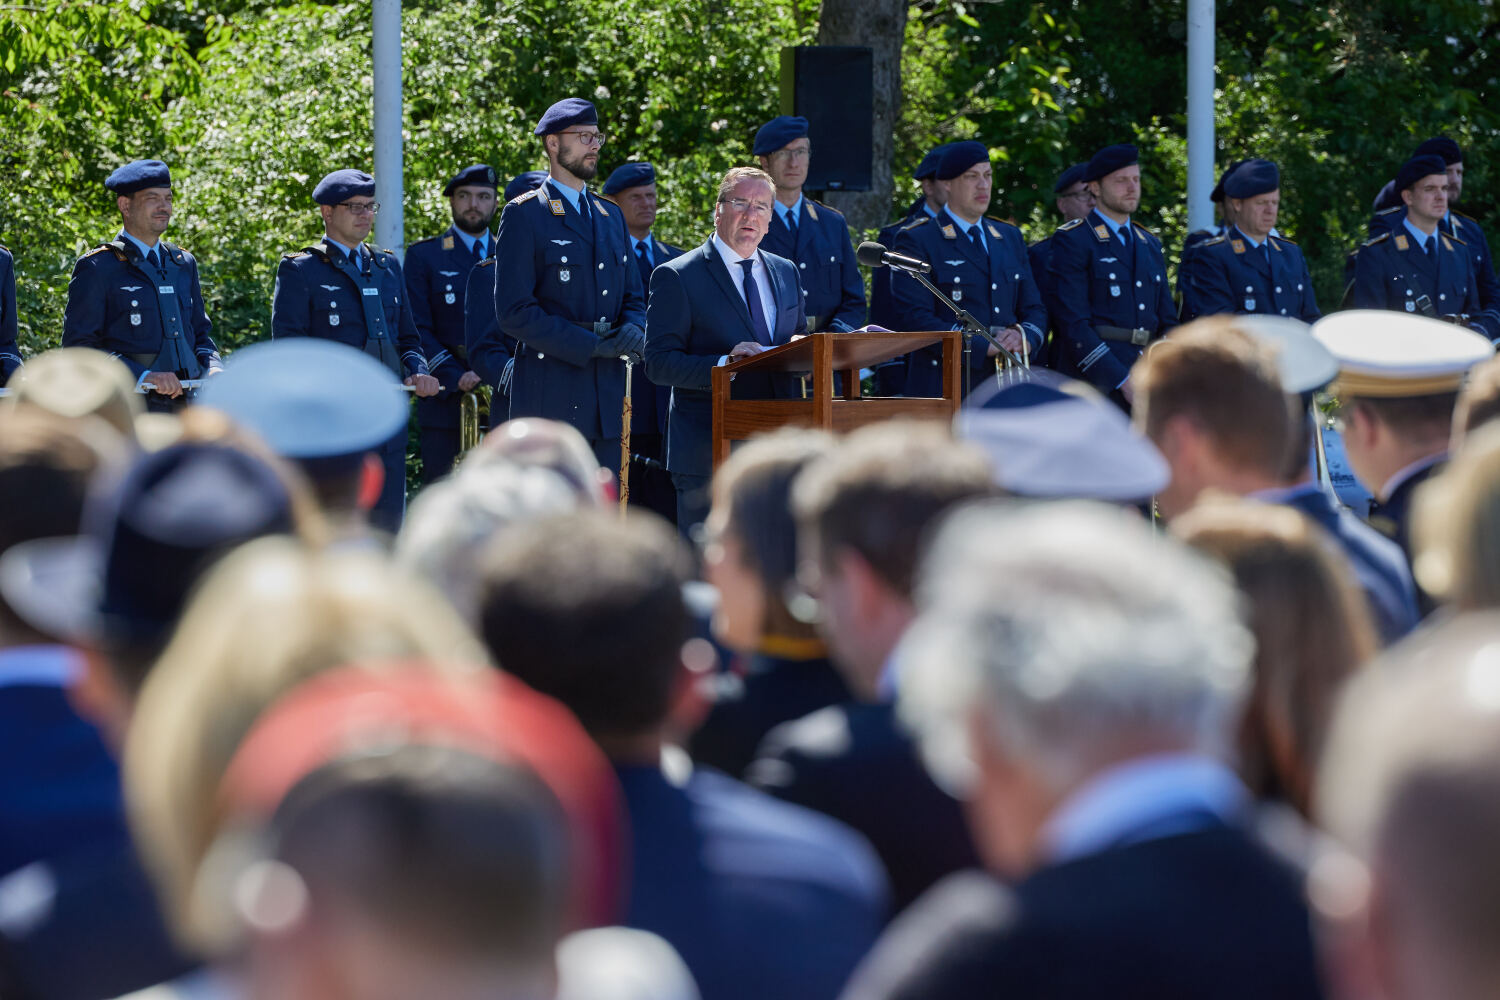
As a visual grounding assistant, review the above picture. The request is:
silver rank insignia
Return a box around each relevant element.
[560,269,571,283]
[1244,298,1256,311]
[330,313,341,326]
[445,293,456,304]
[1110,285,1121,297]
[129,313,141,326]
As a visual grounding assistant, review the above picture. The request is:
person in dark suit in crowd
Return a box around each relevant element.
[404,163,499,483]
[689,430,852,779]
[892,141,1047,397]
[1132,316,1418,642]
[747,421,990,914]
[1318,617,1500,1000]
[602,160,681,522]
[643,166,807,533]
[1028,162,1092,371]
[1313,310,1494,591]
[1047,143,1178,406]
[270,168,439,531]
[1179,159,1320,323]
[477,510,889,1000]
[488,97,648,476]
[464,172,546,406]
[62,159,224,412]
[0,245,19,385]
[841,501,1325,1000]
[754,115,865,333]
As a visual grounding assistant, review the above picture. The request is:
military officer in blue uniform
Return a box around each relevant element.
[1028,162,1092,370]
[1349,154,1490,336]
[602,160,682,521]
[1367,137,1500,330]
[404,163,498,482]
[464,173,545,402]
[891,141,1047,397]
[271,168,438,532]
[1048,143,1178,406]
[754,115,866,332]
[488,98,647,475]
[62,160,223,410]
[0,245,19,385]
[1179,159,1320,323]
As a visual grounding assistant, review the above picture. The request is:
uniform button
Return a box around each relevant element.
[537,353,546,359]
[1136,280,1143,288]
[131,300,138,307]
[1155,276,1161,282]
[1246,286,1253,292]
[991,283,998,290]
[954,277,961,284]
[1440,293,1447,300]
[598,262,604,270]
[1109,272,1116,280]
[561,256,568,263]
[445,284,452,291]
[829,256,836,263]
[1280,309,1288,315]
[993,306,1001,313]
[330,301,337,307]
[603,289,609,296]
[1138,303,1146,310]
[599,317,607,323]
[1298,284,1304,291]
[1275,286,1282,293]
[800,262,807,269]
[802,289,808,296]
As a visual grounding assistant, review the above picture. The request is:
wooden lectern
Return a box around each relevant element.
[710,330,962,470]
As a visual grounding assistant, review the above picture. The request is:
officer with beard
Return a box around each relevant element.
[487,98,646,474]
[405,163,498,482]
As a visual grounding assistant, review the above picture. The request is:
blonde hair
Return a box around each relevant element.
[1173,498,1376,815]
[123,536,488,953]
[1414,423,1500,610]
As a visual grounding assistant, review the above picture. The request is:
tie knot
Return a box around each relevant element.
[739,258,754,275]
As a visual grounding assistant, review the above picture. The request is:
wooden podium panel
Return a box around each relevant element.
[710,331,961,469]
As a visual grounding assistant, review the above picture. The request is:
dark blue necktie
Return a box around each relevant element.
[738,259,772,346]
[147,247,163,275]
[1119,225,1132,251]
[1424,236,1436,257]
[578,192,592,227]
[471,238,484,262]
[635,241,653,289]
[785,209,798,240]
[967,225,983,250]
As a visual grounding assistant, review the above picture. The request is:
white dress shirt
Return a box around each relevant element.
[711,233,778,349]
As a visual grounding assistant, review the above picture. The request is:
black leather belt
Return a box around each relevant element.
[1096,325,1152,347]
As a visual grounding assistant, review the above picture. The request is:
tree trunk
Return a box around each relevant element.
[815,0,905,237]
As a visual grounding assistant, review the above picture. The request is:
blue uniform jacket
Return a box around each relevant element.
[270,240,429,378]
[892,210,1047,397]
[405,225,492,428]
[1370,206,1500,310]
[760,197,866,332]
[1179,227,1320,323]
[615,761,888,1000]
[62,239,222,379]
[644,238,806,478]
[1048,209,1178,392]
[490,180,647,442]
[0,246,19,384]
[633,234,685,436]
[465,257,516,393]
[868,200,926,330]
[1348,228,1484,330]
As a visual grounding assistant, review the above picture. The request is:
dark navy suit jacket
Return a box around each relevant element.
[617,760,888,1000]
[748,700,981,914]
[644,238,806,479]
[1179,227,1320,322]
[1047,210,1178,392]
[1280,485,1418,643]
[760,197,866,331]
[841,821,1325,1000]
[405,225,492,428]
[0,247,18,384]
[490,180,647,442]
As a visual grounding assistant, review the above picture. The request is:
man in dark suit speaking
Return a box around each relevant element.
[645,166,806,533]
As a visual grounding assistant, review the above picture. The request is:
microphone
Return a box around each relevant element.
[856,241,931,274]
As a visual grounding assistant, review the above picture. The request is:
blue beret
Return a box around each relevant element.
[534,98,598,137]
[914,144,952,181]
[442,163,498,196]
[1053,162,1089,193]
[1210,159,1250,203]
[1222,158,1280,200]
[1415,136,1462,165]
[1084,144,1138,183]
[312,169,375,206]
[753,116,809,156]
[105,159,171,196]
[936,141,990,181]
[504,171,548,202]
[1396,154,1449,193]
[956,373,1169,501]
[1372,178,1401,212]
[196,339,408,468]
[602,161,656,196]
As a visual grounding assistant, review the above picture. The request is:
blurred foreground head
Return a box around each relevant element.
[899,500,1252,876]
[1319,616,1500,1000]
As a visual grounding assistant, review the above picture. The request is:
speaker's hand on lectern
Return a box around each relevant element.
[729,342,767,360]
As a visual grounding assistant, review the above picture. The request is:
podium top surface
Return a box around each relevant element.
[723,331,955,375]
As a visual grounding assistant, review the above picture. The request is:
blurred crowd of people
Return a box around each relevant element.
[3,306,1500,1000]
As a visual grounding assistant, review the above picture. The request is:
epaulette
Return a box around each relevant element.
[299,244,332,262]
[1057,218,1084,232]
[374,248,394,268]
[1131,222,1156,241]
[899,216,931,232]
[1362,232,1391,248]
[1446,232,1468,248]
[807,198,844,220]
[1200,235,1226,247]
[1454,210,1480,226]
[408,235,437,248]
[281,251,310,260]
[1375,205,1403,217]
[1268,233,1297,247]
[509,187,544,206]
[83,244,122,261]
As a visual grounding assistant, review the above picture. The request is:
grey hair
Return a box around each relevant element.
[395,461,584,624]
[897,500,1253,795]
